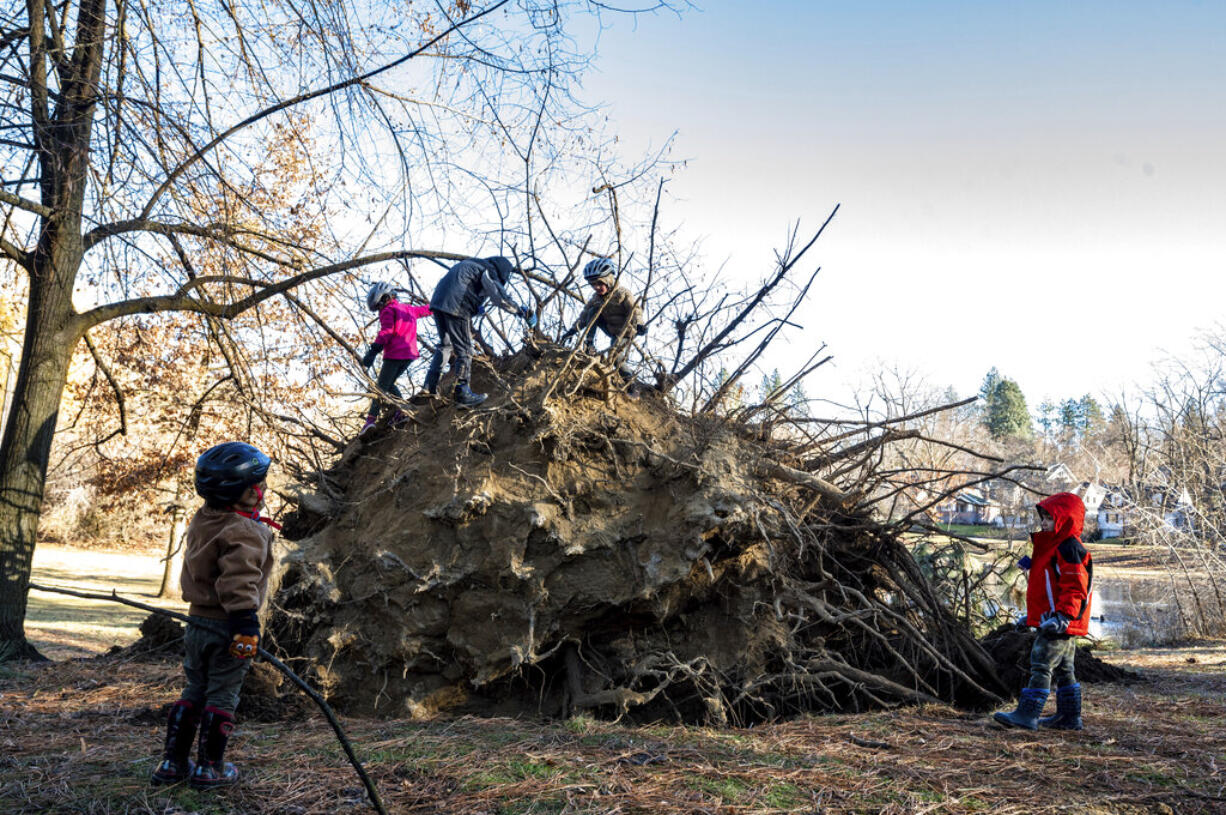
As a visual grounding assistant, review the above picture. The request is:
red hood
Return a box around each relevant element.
[1032,492,1085,553]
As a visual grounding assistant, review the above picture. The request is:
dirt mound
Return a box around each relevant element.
[270,345,1009,723]
[106,612,184,661]
[980,626,1143,691]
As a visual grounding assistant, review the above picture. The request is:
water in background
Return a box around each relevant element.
[1087,578,1178,641]
[992,576,1186,645]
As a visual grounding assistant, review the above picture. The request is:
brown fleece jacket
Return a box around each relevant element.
[574,283,641,343]
[180,505,276,620]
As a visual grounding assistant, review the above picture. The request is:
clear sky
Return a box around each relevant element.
[579,1,1226,407]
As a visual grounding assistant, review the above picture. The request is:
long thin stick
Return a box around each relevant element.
[27,582,389,815]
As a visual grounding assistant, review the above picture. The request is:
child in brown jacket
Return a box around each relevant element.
[150,442,280,789]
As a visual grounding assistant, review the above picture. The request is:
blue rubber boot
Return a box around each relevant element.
[454,382,487,408]
[1039,683,1083,730]
[993,688,1049,730]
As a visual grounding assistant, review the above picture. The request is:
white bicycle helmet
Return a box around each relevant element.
[366,282,394,311]
[582,257,616,285]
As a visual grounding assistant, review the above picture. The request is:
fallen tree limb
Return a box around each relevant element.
[27,582,388,815]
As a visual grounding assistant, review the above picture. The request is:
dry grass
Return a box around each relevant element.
[26,545,187,660]
[2,645,1223,815]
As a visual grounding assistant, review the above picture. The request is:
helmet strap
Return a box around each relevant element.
[232,484,282,530]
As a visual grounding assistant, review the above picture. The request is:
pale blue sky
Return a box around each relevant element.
[580,1,1226,406]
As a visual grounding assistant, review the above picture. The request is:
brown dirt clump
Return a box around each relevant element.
[980,625,1143,693]
[109,612,183,661]
[269,345,1009,723]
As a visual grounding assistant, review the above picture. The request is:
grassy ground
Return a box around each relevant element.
[8,546,1224,814]
[25,544,187,660]
[1,643,1223,814]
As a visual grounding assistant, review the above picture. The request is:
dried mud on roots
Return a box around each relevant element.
[269,346,1009,723]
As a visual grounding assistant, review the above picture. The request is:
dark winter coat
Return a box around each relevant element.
[1024,492,1094,636]
[429,257,516,319]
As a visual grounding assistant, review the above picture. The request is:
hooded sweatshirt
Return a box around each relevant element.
[1025,492,1093,636]
[429,257,519,319]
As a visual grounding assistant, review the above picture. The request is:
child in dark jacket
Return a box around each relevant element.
[150,442,280,789]
[360,282,432,435]
[994,491,1093,731]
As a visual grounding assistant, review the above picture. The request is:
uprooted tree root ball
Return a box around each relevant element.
[269,344,1009,724]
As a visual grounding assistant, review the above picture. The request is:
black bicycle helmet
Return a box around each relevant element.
[195,442,271,507]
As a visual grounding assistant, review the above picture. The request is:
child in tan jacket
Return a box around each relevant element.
[150,442,279,789]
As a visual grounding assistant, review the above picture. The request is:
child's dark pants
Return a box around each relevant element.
[1027,630,1077,691]
[181,617,253,713]
[369,358,413,416]
[424,312,474,390]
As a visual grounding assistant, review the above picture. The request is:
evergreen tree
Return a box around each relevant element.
[1059,398,1081,437]
[760,369,785,404]
[977,367,1002,426]
[987,378,1032,439]
[788,382,808,416]
[1037,399,1057,441]
[1078,394,1104,436]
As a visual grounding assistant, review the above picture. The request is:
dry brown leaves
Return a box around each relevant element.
[1,645,1223,815]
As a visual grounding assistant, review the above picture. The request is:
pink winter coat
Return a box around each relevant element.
[375,299,432,360]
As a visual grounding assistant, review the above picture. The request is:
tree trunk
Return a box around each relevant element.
[0,303,78,661]
[0,0,106,661]
[158,499,188,599]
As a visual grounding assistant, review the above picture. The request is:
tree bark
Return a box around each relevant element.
[158,499,188,599]
[0,0,104,661]
[0,297,79,660]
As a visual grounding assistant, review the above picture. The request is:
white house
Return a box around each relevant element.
[1076,481,1107,516]
[1095,484,1195,539]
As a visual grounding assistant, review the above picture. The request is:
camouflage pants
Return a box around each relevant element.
[1027,631,1077,691]
[180,617,253,714]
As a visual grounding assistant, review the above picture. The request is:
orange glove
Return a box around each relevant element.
[227,609,260,660]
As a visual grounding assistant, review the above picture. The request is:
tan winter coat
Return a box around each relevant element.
[575,283,641,345]
[180,505,276,620]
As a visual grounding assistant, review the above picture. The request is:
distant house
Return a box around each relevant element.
[936,488,1001,526]
[1043,462,1079,491]
[985,462,1083,529]
[1094,484,1194,539]
[1076,481,1107,516]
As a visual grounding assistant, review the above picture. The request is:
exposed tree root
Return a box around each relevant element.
[270,346,1010,723]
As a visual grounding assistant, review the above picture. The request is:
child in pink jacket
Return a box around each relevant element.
[359,282,431,435]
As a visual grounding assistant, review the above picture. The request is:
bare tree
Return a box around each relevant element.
[1089,334,1226,636]
[0,0,687,661]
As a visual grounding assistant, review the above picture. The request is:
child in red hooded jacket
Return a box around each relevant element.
[993,491,1093,731]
